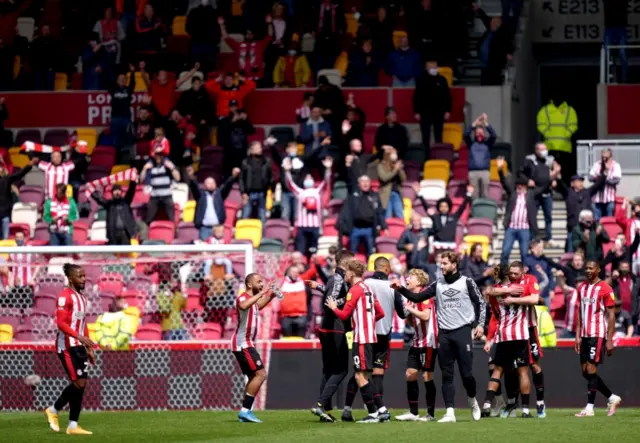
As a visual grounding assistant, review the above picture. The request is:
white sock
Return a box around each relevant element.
[49,406,57,414]
[370,411,379,418]
[378,406,388,413]
[343,406,352,412]
[483,402,491,409]
[586,403,594,412]
[68,421,78,429]
[446,407,455,416]
[240,407,249,413]
[507,398,516,405]
[609,394,617,401]
[522,407,530,414]
[537,401,545,406]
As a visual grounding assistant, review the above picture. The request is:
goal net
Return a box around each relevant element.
[0,244,282,412]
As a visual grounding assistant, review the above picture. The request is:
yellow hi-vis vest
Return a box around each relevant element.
[535,305,557,348]
[536,101,578,154]
[95,308,140,351]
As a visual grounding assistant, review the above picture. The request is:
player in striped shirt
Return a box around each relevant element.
[483,262,540,418]
[325,259,387,423]
[44,264,95,435]
[231,273,279,423]
[574,261,622,417]
[395,269,440,422]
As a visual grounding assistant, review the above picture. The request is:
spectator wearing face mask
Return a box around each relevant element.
[417,184,474,250]
[602,233,640,275]
[0,157,37,239]
[273,43,311,88]
[615,198,640,274]
[377,147,406,218]
[520,143,560,244]
[375,107,409,158]
[464,113,496,199]
[283,156,333,256]
[91,181,138,245]
[278,265,312,337]
[524,239,555,302]
[413,59,452,146]
[44,183,79,246]
[240,141,274,226]
[397,211,430,269]
[300,106,332,155]
[571,209,610,261]
[461,243,492,286]
[589,147,621,220]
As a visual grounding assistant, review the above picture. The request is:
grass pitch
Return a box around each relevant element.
[1,408,638,442]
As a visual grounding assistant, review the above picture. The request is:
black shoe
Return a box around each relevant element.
[500,403,518,418]
[481,408,491,418]
[311,405,335,422]
[341,410,355,422]
[521,412,533,418]
[378,411,390,423]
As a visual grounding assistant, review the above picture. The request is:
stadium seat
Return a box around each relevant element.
[429,143,455,163]
[172,15,187,35]
[9,223,30,238]
[345,13,358,36]
[224,200,241,227]
[316,69,342,87]
[0,324,13,342]
[15,129,41,145]
[327,199,344,219]
[331,181,348,201]
[175,222,199,244]
[72,221,90,245]
[471,198,499,220]
[487,181,504,206]
[264,219,291,247]
[11,203,38,236]
[17,17,35,41]
[9,149,29,169]
[447,180,467,200]
[33,294,57,313]
[171,182,190,210]
[235,219,263,247]
[438,67,453,87]
[110,164,129,176]
[600,216,622,238]
[403,144,427,166]
[401,182,417,202]
[43,129,70,146]
[489,159,508,182]
[375,236,397,254]
[13,325,35,341]
[269,127,296,146]
[462,235,490,261]
[442,123,463,150]
[89,221,107,241]
[334,51,349,77]
[135,324,162,340]
[126,71,149,92]
[121,289,145,310]
[76,128,98,155]
[181,200,196,223]
[467,218,494,239]
[367,253,393,271]
[386,218,407,239]
[317,236,338,255]
[98,275,124,296]
[452,161,469,181]
[419,179,447,202]
[423,160,450,183]
[258,238,284,252]
[193,323,223,339]
[20,185,44,208]
[392,30,408,49]
[148,221,176,243]
[54,73,68,91]
[322,218,339,237]
[0,239,16,259]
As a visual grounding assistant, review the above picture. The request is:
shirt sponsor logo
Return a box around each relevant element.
[58,297,66,307]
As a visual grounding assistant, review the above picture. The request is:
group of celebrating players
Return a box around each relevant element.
[42,250,622,433]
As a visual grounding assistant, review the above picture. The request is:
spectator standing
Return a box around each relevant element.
[461,243,492,287]
[520,143,560,244]
[475,8,513,86]
[498,157,539,264]
[82,33,104,90]
[385,35,422,87]
[524,239,555,302]
[601,233,639,276]
[589,148,621,220]
[571,209,610,261]
[158,288,188,340]
[366,6,394,56]
[147,66,194,119]
[205,72,256,118]
[186,166,240,240]
[603,0,628,83]
[610,262,635,322]
[176,74,214,138]
[339,175,388,257]
[557,272,580,338]
[413,60,451,146]
[240,141,273,226]
[93,7,126,85]
[300,107,332,155]
[186,0,221,73]
[263,2,293,87]
[0,157,36,239]
[375,107,409,158]
[6,230,40,308]
[397,211,430,269]
[613,299,634,338]
[341,95,366,147]
[346,39,380,87]
[416,184,473,248]
[109,64,137,159]
[30,25,60,90]
[272,42,311,88]
[554,173,606,252]
[140,147,181,225]
[90,181,138,245]
[133,102,155,146]
[135,4,166,62]
[464,113,496,198]
[218,16,273,81]
[377,147,406,218]
[615,198,640,274]
[36,148,90,200]
[283,156,333,255]
[279,265,312,337]
[296,92,313,124]
[314,0,345,70]
[44,183,79,246]
[313,75,346,139]
[542,252,586,290]
[218,102,255,179]
[276,141,319,225]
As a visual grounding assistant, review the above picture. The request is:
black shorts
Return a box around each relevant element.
[352,343,374,372]
[580,337,606,365]
[58,346,89,381]
[528,327,543,363]
[373,334,391,369]
[319,331,349,374]
[488,342,498,365]
[407,346,438,372]
[233,347,265,376]
[494,340,529,369]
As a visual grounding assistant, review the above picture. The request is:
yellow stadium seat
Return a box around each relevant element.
[266,189,273,212]
[345,13,358,36]
[111,164,129,176]
[0,324,12,342]
[235,219,262,248]
[210,127,218,147]
[423,160,450,183]
[490,159,508,182]
[76,128,98,155]
[9,149,29,168]
[403,197,412,224]
[172,16,187,36]
[463,235,490,261]
[393,30,408,49]
[87,323,97,341]
[13,55,20,80]
[367,253,394,272]
[281,336,305,341]
[9,146,21,155]
[438,67,453,87]
[334,51,349,77]
[0,239,17,259]
[232,0,244,16]
[66,184,73,198]
[297,144,304,156]
[182,200,196,223]
[443,123,463,150]
[54,73,68,91]
[126,72,148,92]
[129,237,139,260]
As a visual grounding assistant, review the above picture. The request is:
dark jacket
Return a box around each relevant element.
[347,49,380,87]
[499,169,541,236]
[321,267,350,332]
[189,175,236,229]
[385,48,422,82]
[541,255,584,289]
[413,72,451,117]
[239,155,274,194]
[338,190,388,235]
[555,173,606,231]
[91,181,138,243]
[464,125,496,171]
[109,74,136,119]
[417,195,471,242]
[461,256,490,287]
[397,227,430,269]
[374,122,409,155]
[476,8,514,69]
[520,154,552,195]
[186,4,221,45]
[571,223,610,261]
[218,115,255,156]
[524,253,555,300]
[0,165,31,218]
[299,118,332,154]
[602,233,640,272]
[177,87,214,125]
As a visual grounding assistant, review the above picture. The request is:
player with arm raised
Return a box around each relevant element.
[395,269,439,422]
[392,251,485,423]
[325,259,388,423]
[231,273,279,423]
[44,264,95,435]
[574,261,622,417]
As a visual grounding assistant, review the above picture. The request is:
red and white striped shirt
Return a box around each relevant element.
[510,192,529,230]
[9,252,32,287]
[524,274,540,327]
[590,160,621,204]
[629,219,640,261]
[231,292,260,351]
[332,280,384,344]
[38,161,75,200]
[564,287,580,333]
[286,172,328,229]
[56,288,88,352]
[577,280,616,338]
[489,282,531,342]
[409,298,438,348]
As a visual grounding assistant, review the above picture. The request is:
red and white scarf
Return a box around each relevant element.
[22,140,88,154]
[318,4,337,33]
[50,197,71,233]
[85,168,139,199]
[238,42,257,71]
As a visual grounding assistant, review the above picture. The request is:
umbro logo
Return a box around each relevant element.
[442,288,460,298]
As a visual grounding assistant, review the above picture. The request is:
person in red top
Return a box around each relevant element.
[574,260,622,417]
[144,63,201,117]
[205,72,256,118]
[150,127,170,156]
[44,264,95,435]
[325,259,388,423]
[218,15,273,80]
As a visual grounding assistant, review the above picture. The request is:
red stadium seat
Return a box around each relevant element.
[9,223,31,239]
[386,218,406,239]
[375,236,398,254]
[193,323,223,339]
[72,221,89,245]
[32,294,57,313]
[135,324,163,341]
[98,275,124,296]
[121,289,146,310]
[148,221,176,243]
[322,218,339,236]
[467,218,494,239]
[224,201,241,228]
[264,219,291,247]
[600,216,622,238]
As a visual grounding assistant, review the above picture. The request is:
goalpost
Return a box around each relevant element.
[0,243,279,412]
